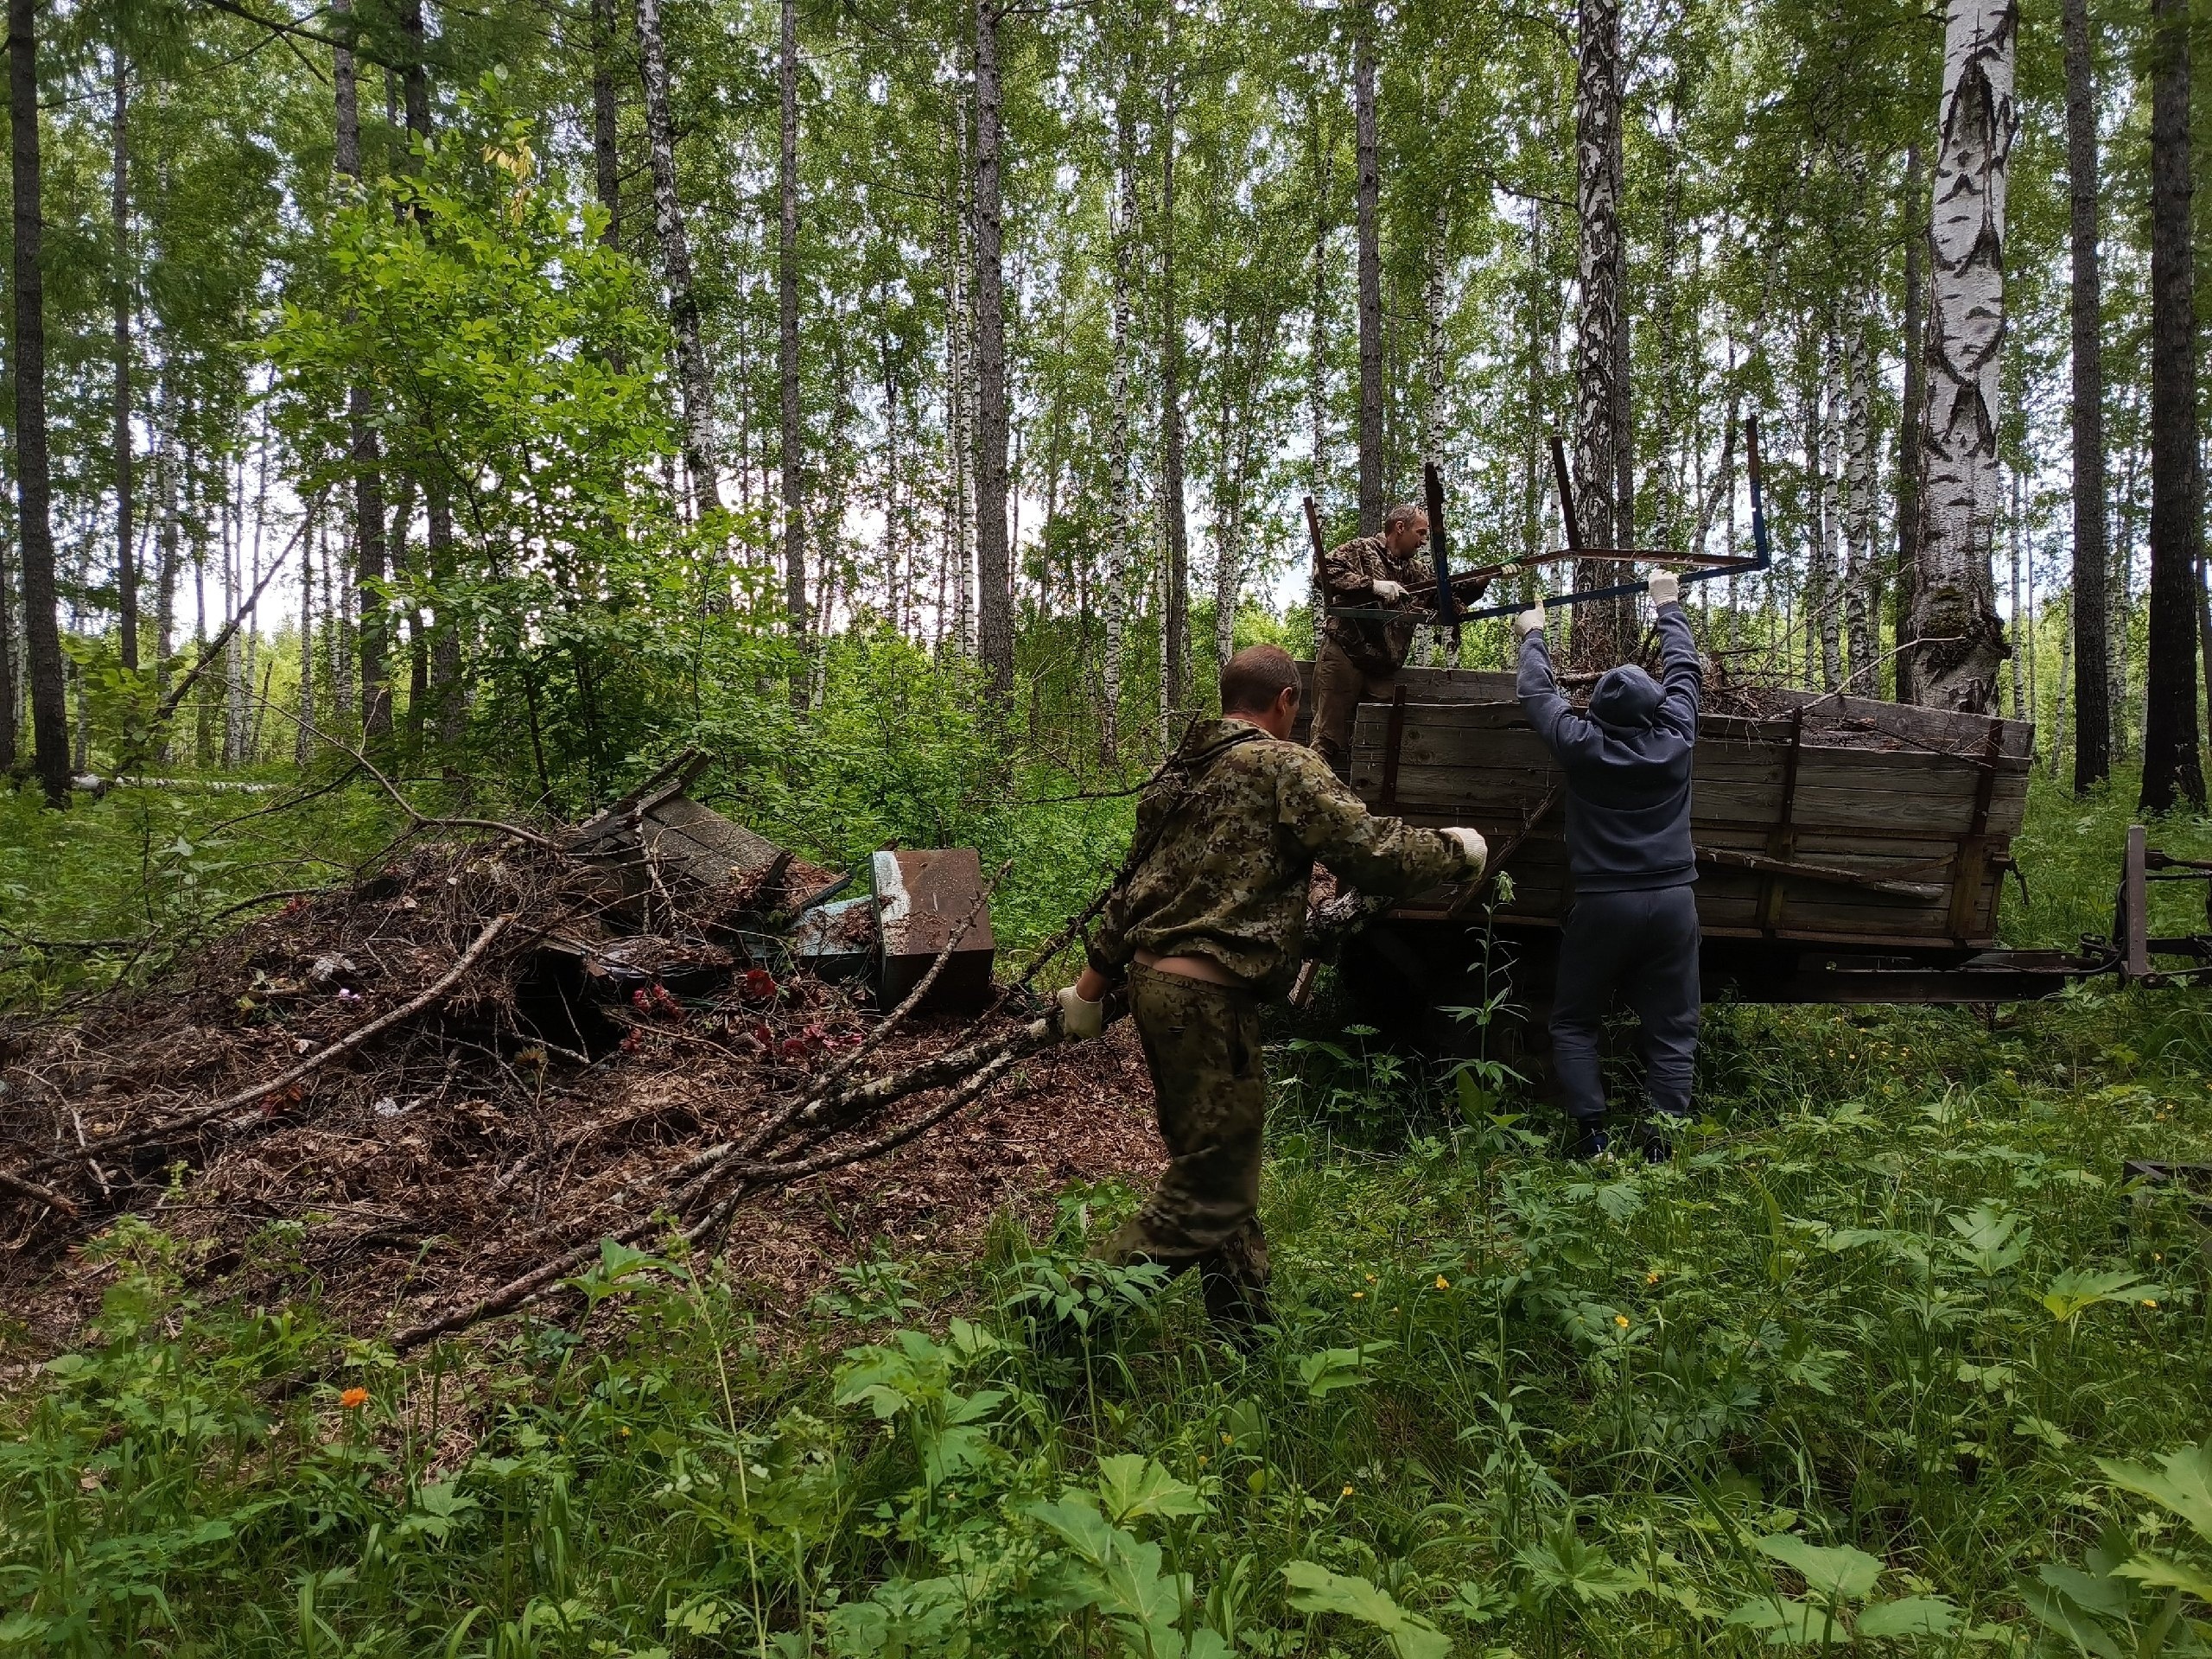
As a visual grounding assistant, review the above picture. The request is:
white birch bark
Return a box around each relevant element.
[1102,84,1136,764]
[1819,376,1841,690]
[637,0,722,516]
[1570,0,1624,669]
[2008,466,2025,719]
[1416,203,1450,668]
[1910,0,2017,711]
[952,95,975,658]
[296,521,315,766]
[1843,328,1877,691]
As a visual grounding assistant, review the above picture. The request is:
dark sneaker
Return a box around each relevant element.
[1639,1112,1691,1163]
[1569,1122,1611,1161]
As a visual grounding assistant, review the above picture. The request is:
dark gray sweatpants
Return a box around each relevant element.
[1551,885,1700,1124]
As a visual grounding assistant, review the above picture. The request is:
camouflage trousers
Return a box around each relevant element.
[1308,640,1398,777]
[1101,962,1274,1332]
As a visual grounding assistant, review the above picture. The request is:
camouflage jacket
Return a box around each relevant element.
[1089,718,1471,998]
[1319,533,1432,676]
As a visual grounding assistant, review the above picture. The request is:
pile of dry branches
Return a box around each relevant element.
[0,815,1151,1351]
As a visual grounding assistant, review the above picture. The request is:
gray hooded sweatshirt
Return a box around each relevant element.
[1516,603,1703,893]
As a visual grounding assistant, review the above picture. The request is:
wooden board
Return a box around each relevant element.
[1334,690,2027,948]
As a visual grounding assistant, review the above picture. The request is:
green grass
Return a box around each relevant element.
[6,773,2212,1658]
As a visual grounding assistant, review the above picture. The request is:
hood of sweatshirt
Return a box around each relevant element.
[1587,664,1664,731]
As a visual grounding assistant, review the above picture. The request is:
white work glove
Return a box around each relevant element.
[1056,983,1103,1042]
[1512,605,1548,640]
[1370,579,1407,605]
[1648,570,1681,607]
[1442,827,1489,878]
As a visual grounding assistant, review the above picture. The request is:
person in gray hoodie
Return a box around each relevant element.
[1512,573,1702,1159]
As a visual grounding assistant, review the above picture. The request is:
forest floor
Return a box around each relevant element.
[3,766,2212,1658]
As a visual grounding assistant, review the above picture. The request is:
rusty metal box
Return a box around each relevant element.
[871,849,996,1013]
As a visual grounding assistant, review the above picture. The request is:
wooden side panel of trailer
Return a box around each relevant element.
[1300,674,2034,949]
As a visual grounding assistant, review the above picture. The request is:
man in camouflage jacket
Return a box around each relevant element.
[1046,644,1488,1337]
[1309,503,1433,776]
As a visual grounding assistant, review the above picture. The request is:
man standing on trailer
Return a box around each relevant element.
[1045,644,1489,1338]
[1513,573,1703,1160]
[1308,504,1432,778]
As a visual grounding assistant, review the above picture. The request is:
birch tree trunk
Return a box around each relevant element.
[1421,202,1450,669]
[332,0,390,740]
[154,406,175,700]
[776,0,806,642]
[2052,588,2072,775]
[112,47,137,673]
[1894,145,1926,704]
[1522,200,1548,571]
[1817,373,1841,690]
[1308,96,1331,512]
[2139,0,2203,812]
[1571,0,1625,671]
[1213,313,1238,675]
[638,0,723,518]
[592,0,620,250]
[1910,0,2015,714]
[1157,0,1187,736]
[1102,78,1135,765]
[1844,328,1877,692]
[2061,0,2109,788]
[972,0,1012,703]
[1352,11,1382,536]
[0,484,14,773]
[2007,468,2025,719]
[10,0,69,800]
[952,104,975,658]
[2112,433,2133,755]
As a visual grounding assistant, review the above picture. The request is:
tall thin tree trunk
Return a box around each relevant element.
[2008,467,2025,719]
[297,513,315,765]
[111,47,137,673]
[639,0,722,516]
[1422,201,1451,668]
[1844,327,1877,691]
[1895,144,1926,704]
[9,0,67,801]
[1817,369,1842,690]
[333,0,390,740]
[972,0,1013,703]
[1102,74,1135,764]
[1523,200,1547,572]
[0,498,15,772]
[1308,94,1331,513]
[953,105,974,657]
[1352,11,1382,536]
[2112,430,2134,754]
[777,0,805,641]
[1910,0,2015,713]
[1609,97,1632,562]
[592,0,621,249]
[2139,0,2203,812]
[2061,0,2110,786]
[1157,0,1186,734]
[2052,588,2072,774]
[1571,0,1625,670]
[155,399,175,702]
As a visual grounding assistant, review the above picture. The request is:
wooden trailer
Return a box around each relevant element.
[1290,663,2121,1026]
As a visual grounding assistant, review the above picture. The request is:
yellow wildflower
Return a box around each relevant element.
[1614,1314,1630,1329]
